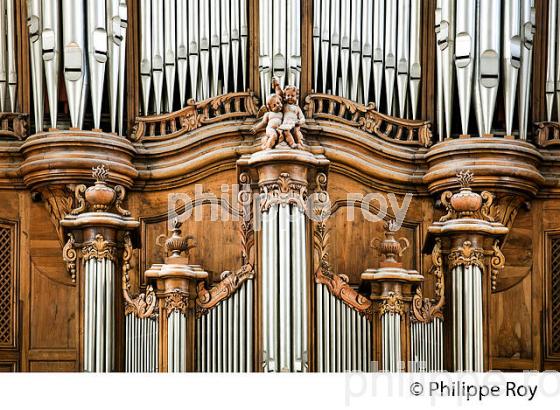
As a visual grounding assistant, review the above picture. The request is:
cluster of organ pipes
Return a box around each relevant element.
[27,0,128,133]
[258,0,301,99]
[546,0,560,122]
[262,204,308,372]
[312,0,422,118]
[452,265,484,372]
[436,0,536,139]
[167,310,187,372]
[315,284,372,372]
[0,0,17,113]
[410,318,444,372]
[196,280,254,372]
[380,312,401,372]
[125,314,159,372]
[84,258,115,372]
[140,0,249,115]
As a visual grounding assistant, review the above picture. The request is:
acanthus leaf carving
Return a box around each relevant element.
[82,233,117,262]
[448,240,485,271]
[165,289,190,316]
[490,239,506,292]
[379,291,405,316]
[412,238,444,323]
[259,172,307,212]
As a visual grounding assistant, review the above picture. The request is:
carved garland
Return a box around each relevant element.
[314,220,373,319]
[195,175,255,315]
[490,239,505,292]
[259,172,308,212]
[412,238,444,323]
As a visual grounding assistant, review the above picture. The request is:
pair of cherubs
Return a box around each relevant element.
[251,78,305,150]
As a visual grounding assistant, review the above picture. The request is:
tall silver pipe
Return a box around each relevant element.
[464,264,473,371]
[164,0,177,112]
[372,0,384,109]
[140,0,152,115]
[474,266,483,371]
[435,1,444,140]
[41,0,60,128]
[117,0,128,135]
[478,0,501,134]
[28,0,44,131]
[519,0,535,139]
[455,0,475,135]
[320,0,331,92]
[317,284,323,372]
[384,0,397,114]
[246,279,253,371]
[167,311,174,372]
[287,0,301,87]
[87,0,108,129]
[546,0,557,120]
[262,210,269,370]
[233,289,240,372]
[335,299,342,371]
[84,259,91,371]
[362,0,373,103]
[409,0,421,119]
[503,0,521,136]
[323,285,330,371]
[279,204,291,371]
[0,0,7,112]
[217,303,223,372]
[396,0,410,118]
[339,0,351,98]
[340,293,346,371]
[187,0,199,100]
[240,0,248,90]
[299,209,308,371]
[349,0,361,102]
[6,0,16,111]
[439,0,455,138]
[313,0,321,90]
[220,0,230,94]
[151,0,164,114]
[272,0,287,87]
[259,0,271,98]
[227,296,234,372]
[329,287,336,371]
[330,0,340,95]
[210,0,221,96]
[231,0,240,92]
[292,207,302,371]
[200,0,210,99]
[105,260,114,371]
[107,0,122,132]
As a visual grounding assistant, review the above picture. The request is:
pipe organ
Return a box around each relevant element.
[139,0,249,115]
[436,0,536,139]
[259,0,301,99]
[410,318,444,372]
[196,279,254,372]
[312,0,422,117]
[26,0,128,133]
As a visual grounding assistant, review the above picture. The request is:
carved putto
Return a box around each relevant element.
[440,170,494,222]
[253,77,306,150]
[70,164,131,216]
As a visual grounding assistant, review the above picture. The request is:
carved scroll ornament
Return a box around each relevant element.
[62,233,78,283]
[412,239,444,323]
[490,239,505,292]
[314,220,373,319]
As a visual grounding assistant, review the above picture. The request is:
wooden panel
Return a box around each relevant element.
[29,361,77,372]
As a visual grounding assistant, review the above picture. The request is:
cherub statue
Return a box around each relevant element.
[251,93,284,150]
[272,77,305,149]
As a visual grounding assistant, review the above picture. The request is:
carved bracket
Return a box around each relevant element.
[412,239,444,322]
[490,239,505,292]
[62,233,78,283]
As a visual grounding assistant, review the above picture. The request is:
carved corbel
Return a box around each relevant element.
[82,234,118,262]
[448,240,486,272]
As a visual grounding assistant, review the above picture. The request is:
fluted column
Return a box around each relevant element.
[424,170,507,372]
[61,164,139,372]
[145,220,208,372]
[361,222,423,372]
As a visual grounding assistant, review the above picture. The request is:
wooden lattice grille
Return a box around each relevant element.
[0,226,13,347]
[552,238,560,355]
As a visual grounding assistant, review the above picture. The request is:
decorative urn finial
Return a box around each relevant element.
[157,218,196,261]
[371,220,410,268]
[449,170,483,217]
[85,165,117,212]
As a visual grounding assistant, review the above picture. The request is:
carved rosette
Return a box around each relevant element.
[412,239,444,323]
[490,239,505,292]
[259,172,308,212]
[82,234,118,262]
[448,240,485,271]
[313,220,373,319]
[62,233,78,283]
[165,289,190,316]
[379,292,405,316]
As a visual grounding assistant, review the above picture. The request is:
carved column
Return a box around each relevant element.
[237,146,329,372]
[361,222,424,372]
[145,220,208,372]
[61,165,139,372]
[424,170,507,372]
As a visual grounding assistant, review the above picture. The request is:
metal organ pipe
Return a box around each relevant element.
[454,0,475,135]
[151,0,164,114]
[41,0,60,129]
[0,0,7,112]
[164,0,176,112]
[28,0,44,131]
[519,0,535,139]
[547,0,557,121]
